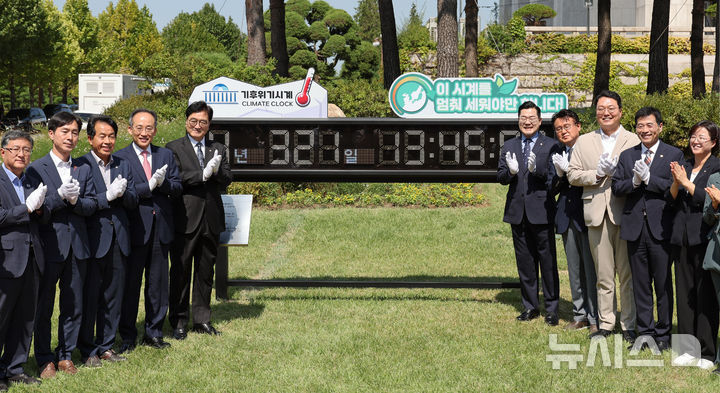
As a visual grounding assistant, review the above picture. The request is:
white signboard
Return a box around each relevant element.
[188,69,327,120]
[219,194,253,246]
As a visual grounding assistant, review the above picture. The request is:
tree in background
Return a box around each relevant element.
[265,0,379,80]
[465,0,478,77]
[647,0,670,94]
[43,0,83,105]
[270,0,289,76]
[436,0,458,77]
[513,3,556,26]
[246,0,266,65]
[162,13,226,55]
[62,0,99,102]
[354,0,381,42]
[711,1,720,93]
[398,3,433,50]
[592,0,611,103]
[195,4,244,61]
[378,0,400,88]
[96,0,163,74]
[690,0,706,98]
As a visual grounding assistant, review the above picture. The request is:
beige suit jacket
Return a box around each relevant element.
[566,125,640,227]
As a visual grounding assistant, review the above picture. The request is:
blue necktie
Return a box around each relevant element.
[196,142,205,168]
[523,139,532,161]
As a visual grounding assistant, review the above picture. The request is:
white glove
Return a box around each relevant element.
[596,153,618,178]
[632,159,646,187]
[552,151,569,177]
[26,182,47,212]
[148,164,168,191]
[58,178,80,205]
[106,175,127,202]
[203,151,222,181]
[640,161,650,184]
[505,152,519,175]
[527,152,537,173]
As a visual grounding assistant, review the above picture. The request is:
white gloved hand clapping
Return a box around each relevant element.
[505,151,519,175]
[552,151,569,177]
[106,175,127,201]
[527,152,537,173]
[632,159,646,187]
[148,164,168,191]
[26,182,47,212]
[58,178,80,205]
[203,151,221,181]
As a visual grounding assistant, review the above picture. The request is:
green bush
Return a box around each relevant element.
[326,79,392,117]
[104,92,186,125]
[526,33,714,55]
[513,4,556,26]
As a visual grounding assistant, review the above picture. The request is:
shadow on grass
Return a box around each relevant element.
[210,301,266,324]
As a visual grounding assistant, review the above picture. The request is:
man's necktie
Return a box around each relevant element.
[196,142,205,168]
[141,150,152,180]
[523,139,531,161]
[644,150,653,166]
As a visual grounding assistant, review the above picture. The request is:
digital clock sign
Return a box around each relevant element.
[209,118,553,182]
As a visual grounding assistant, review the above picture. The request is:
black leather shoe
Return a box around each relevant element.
[656,340,670,352]
[589,329,612,339]
[118,341,136,354]
[622,330,637,344]
[141,336,171,349]
[192,323,221,335]
[7,373,41,385]
[516,309,540,321]
[545,314,559,326]
[172,327,187,340]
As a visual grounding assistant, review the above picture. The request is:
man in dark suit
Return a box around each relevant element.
[167,101,231,339]
[26,112,97,378]
[76,115,138,366]
[551,109,598,333]
[0,131,47,388]
[497,101,559,325]
[116,109,182,352]
[611,107,684,351]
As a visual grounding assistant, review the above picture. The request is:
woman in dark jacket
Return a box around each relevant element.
[669,120,720,369]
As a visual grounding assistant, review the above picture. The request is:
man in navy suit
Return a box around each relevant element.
[116,109,182,352]
[76,115,138,366]
[0,131,47,388]
[167,101,231,339]
[26,112,97,378]
[551,109,598,333]
[497,101,559,325]
[612,107,684,351]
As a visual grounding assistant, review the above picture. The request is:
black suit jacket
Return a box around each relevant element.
[497,133,556,225]
[76,152,139,258]
[114,144,182,246]
[0,168,45,278]
[667,155,720,246]
[611,141,684,242]
[166,135,232,236]
[552,143,586,235]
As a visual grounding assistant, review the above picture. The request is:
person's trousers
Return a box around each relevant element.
[119,218,169,341]
[587,214,636,332]
[562,226,598,325]
[511,216,559,315]
[675,240,718,361]
[0,253,38,377]
[79,238,126,358]
[169,219,219,328]
[34,252,87,366]
[627,219,673,343]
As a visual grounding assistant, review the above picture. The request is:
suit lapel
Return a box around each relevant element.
[40,154,63,190]
[182,136,203,170]
[121,145,148,184]
[611,126,631,158]
[0,168,21,205]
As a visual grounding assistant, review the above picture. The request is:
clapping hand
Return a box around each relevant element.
[106,175,128,201]
[527,152,537,173]
[58,178,80,205]
[26,182,47,212]
[670,161,689,188]
[203,151,222,181]
[505,152,519,175]
[552,151,569,177]
[706,184,720,210]
[597,153,618,178]
[632,159,648,187]
[148,164,168,191]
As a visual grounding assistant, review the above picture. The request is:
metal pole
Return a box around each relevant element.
[586,5,590,36]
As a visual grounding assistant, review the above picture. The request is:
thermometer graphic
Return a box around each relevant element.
[295,68,315,107]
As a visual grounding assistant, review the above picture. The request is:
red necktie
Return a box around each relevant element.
[141,150,152,180]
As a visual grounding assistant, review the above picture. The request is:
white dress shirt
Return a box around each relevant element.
[91,151,113,188]
[599,129,620,155]
[640,141,659,166]
[49,150,72,184]
[132,142,152,167]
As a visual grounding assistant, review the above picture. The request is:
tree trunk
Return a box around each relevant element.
[593,0,611,102]
[378,0,400,89]
[437,0,458,77]
[62,78,69,104]
[647,0,670,94]
[245,0,266,66]
[690,0,705,98]
[38,87,44,107]
[713,2,720,93]
[464,0,478,77]
[270,0,289,77]
[9,75,16,109]
[48,82,54,104]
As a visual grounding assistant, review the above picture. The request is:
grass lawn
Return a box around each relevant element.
[9,175,716,391]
